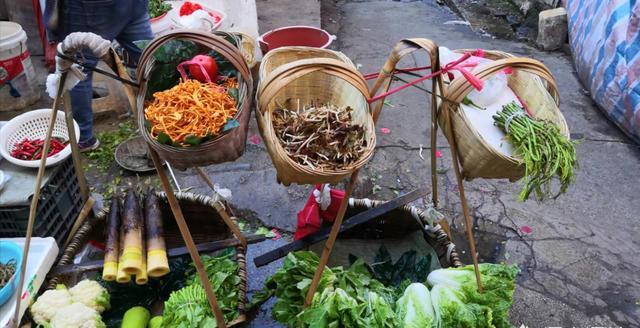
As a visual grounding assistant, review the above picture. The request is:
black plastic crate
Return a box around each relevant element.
[0,158,82,246]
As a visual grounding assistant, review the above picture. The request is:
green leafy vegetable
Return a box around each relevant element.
[251,252,396,327]
[358,246,432,288]
[84,121,136,171]
[427,263,519,328]
[395,283,435,328]
[163,250,240,327]
[250,251,336,326]
[430,284,494,328]
[147,0,171,18]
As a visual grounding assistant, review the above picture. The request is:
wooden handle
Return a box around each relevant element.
[136,30,251,84]
[369,38,444,207]
[446,57,559,105]
[257,57,369,113]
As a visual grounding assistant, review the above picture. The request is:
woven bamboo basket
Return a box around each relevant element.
[46,192,249,327]
[136,30,254,170]
[438,50,569,180]
[258,46,354,84]
[317,198,463,268]
[256,50,376,185]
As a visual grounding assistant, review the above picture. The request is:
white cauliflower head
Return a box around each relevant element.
[69,279,111,313]
[49,303,106,328]
[30,286,73,326]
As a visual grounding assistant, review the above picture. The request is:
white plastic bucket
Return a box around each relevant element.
[0,21,39,111]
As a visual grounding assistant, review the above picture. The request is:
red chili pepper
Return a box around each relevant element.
[179,1,203,16]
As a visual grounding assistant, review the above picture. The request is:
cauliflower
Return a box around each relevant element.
[49,303,106,328]
[69,279,111,313]
[30,285,73,326]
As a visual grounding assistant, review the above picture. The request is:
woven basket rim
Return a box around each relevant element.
[257,56,377,182]
[441,49,569,168]
[136,31,253,152]
[348,198,462,268]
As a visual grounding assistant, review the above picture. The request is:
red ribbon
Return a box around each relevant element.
[367,49,486,104]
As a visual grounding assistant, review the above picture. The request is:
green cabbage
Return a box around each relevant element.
[427,263,519,328]
[430,284,494,328]
[395,283,435,328]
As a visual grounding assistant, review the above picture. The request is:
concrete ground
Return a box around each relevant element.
[5,0,638,326]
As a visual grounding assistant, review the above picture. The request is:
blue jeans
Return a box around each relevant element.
[64,0,153,142]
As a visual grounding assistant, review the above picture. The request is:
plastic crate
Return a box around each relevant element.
[0,158,82,246]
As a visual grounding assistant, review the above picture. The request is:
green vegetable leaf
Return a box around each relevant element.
[156,132,172,145]
[183,134,202,146]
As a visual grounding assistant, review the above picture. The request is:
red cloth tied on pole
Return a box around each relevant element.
[294,185,345,240]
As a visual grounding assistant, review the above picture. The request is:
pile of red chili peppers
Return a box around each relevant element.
[10,138,68,160]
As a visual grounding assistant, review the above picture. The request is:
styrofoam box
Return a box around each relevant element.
[0,237,58,328]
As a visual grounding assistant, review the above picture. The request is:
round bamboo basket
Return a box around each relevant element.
[47,192,249,327]
[256,52,376,185]
[258,46,354,85]
[329,198,463,268]
[438,50,569,180]
[136,30,254,170]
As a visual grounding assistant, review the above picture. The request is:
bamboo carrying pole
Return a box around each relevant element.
[304,172,359,306]
[148,147,227,328]
[12,72,68,326]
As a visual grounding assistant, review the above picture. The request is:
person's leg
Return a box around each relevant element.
[63,0,124,147]
[115,0,154,67]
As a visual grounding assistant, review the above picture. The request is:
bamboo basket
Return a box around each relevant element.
[136,30,254,170]
[256,49,376,185]
[258,46,354,84]
[438,50,569,180]
[46,192,249,327]
[318,198,463,268]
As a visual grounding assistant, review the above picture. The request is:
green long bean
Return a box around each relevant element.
[493,102,578,201]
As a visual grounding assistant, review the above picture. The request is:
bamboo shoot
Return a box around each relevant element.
[102,199,120,281]
[121,190,143,275]
[116,221,131,283]
[145,193,170,277]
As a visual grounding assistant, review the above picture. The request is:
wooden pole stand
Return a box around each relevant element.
[304,171,359,306]
[148,147,228,327]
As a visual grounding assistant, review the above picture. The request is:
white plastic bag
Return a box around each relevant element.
[439,47,509,107]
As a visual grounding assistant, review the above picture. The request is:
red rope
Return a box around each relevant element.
[363,65,432,80]
[368,52,478,104]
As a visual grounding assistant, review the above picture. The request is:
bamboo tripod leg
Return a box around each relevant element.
[148,148,227,328]
[62,91,90,201]
[430,98,439,208]
[12,72,68,325]
[304,171,359,306]
[443,109,484,292]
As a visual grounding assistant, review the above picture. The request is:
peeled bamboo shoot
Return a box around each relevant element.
[136,239,149,285]
[116,221,131,283]
[121,190,143,275]
[145,193,170,277]
[102,199,120,281]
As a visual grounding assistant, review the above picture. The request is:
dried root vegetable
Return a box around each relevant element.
[0,259,16,288]
[494,102,577,201]
[145,78,238,145]
[272,103,367,171]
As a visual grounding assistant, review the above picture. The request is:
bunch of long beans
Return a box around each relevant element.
[494,102,577,201]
